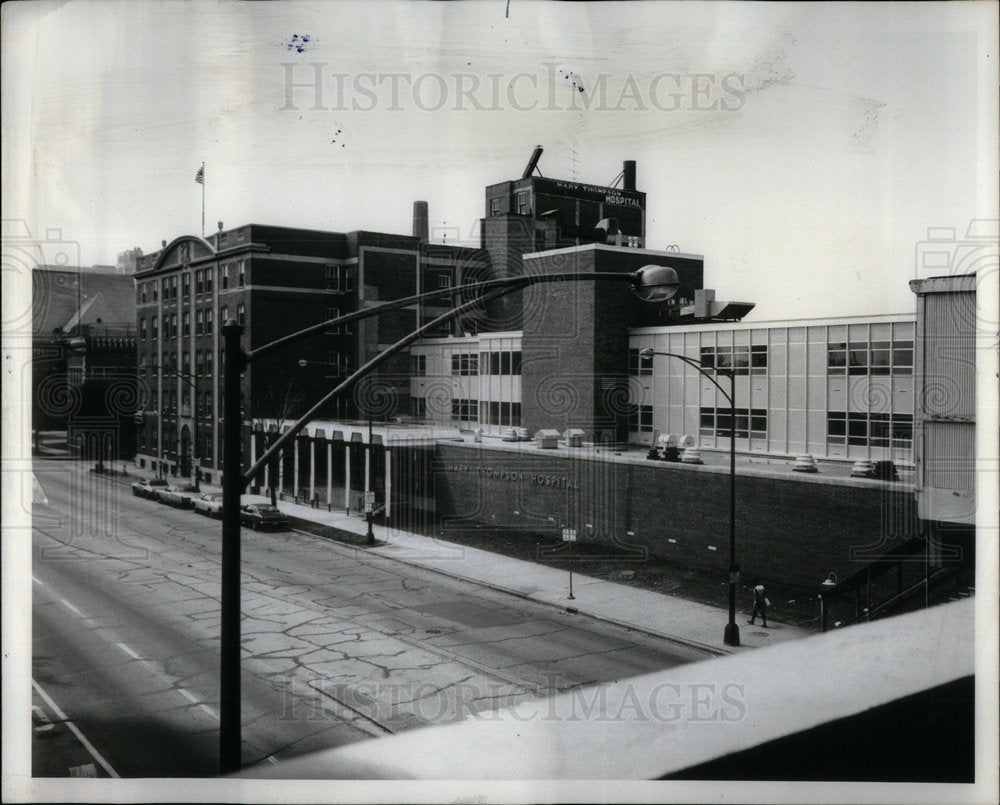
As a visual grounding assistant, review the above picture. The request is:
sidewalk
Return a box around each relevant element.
[119,463,813,656]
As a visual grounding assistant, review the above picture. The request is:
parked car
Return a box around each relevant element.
[239,504,288,531]
[132,478,169,499]
[193,493,224,518]
[155,485,193,509]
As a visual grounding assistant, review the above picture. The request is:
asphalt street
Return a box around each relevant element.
[31,458,710,776]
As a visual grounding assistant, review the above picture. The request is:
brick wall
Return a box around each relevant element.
[433,442,917,588]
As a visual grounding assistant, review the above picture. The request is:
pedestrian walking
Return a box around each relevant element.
[748,583,769,627]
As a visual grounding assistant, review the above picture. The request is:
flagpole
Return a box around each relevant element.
[201,162,205,238]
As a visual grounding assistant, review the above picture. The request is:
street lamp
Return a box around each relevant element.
[639,347,740,647]
[218,265,679,772]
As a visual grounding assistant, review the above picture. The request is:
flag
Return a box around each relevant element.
[195,165,204,184]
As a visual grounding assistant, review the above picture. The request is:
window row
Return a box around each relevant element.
[699,407,768,439]
[827,411,912,447]
[219,260,247,290]
[828,340,913,375]
[324,265,355,292]
[700,345,768,375]
[481,350,521,376]
[480,400,522,427]
[140,306,237,339]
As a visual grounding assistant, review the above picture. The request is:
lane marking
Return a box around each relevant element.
[69,763,97,777]
[117,642,142,660]
[32,678,121,779]
[266,755,279,765]
[199,703,219,720]
[60,598,85,617]
[177,687,199,704]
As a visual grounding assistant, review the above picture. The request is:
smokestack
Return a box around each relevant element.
[623,160,636,191]
[412,200,429,243]
[522,145,544,178]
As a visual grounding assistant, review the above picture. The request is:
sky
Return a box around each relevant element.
[3,0,997,324]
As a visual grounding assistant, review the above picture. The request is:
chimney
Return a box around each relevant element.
[623,160,636,191]
[412,200,429,243]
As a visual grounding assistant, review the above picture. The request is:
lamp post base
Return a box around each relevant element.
[724,622,741,647]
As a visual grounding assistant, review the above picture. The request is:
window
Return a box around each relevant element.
[220,306,228,323]
[195,270,204,295]
[220,265,229,290]
[161,278,169,300]
[151,316,159,339]
[140,318,147,339]
[196,351,205,376]
[892,341,913,375]
[829,336,913,376]
[171,276,179,299]
[140,282,147,303]
[325,307,341,334]
[196,310,204,335]
[828,411,912,448]
[411,354,426,376]
[451,398,478,423]
[139,354,147,374]
[205,269,213,293]
[516,191,529,214]
[451,353,478,376]
[700,407,767,439]
[152,281,158,302]
[182,273,191,296]
[700,346,766,376]
[848,342,868,375]
[490,197,501,216]
[238,260,246,287]
[237,303,245,326]
[183,312,190,336]
[205,349,213,375]
[437,274,452,289]
[411,397,426,418]
[512,351,522,375]
[629,348,652,376]
[628,404,654,433]
[182,351,191,375]
[205,308,213,333]
[171,314,178,338]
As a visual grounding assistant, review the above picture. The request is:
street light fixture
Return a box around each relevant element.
[639,346,740,647]
[218,266,680,772]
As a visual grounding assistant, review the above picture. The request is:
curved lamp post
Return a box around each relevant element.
[639,347,740,648]
[218,265,679,772]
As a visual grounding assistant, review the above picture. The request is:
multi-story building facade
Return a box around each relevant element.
[133,222,492,481]
[629,314,916,465]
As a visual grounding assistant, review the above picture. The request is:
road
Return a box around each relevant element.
[31,458,708,777]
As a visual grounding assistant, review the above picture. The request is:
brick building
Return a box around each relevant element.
[132,223,491,482]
